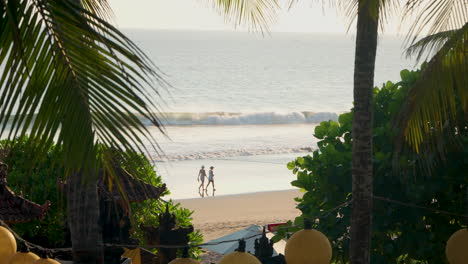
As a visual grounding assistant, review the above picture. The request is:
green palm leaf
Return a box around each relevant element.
[404,0,468,45]
[0,0,166,172]
[209,0,280,31]
[406,28,459,61]
[395,23,468,153]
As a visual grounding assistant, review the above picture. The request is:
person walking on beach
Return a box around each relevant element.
[198,165,207,196]
[206,166,215,196]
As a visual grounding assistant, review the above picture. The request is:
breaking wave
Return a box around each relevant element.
[153,146,314,162]
[5,111,338,127]
[144,111,338,126]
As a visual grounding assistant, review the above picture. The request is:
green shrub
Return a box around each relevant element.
[0,137,203,255]
[282,68,468,263]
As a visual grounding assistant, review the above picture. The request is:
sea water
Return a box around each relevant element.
[123,30,415,198]
[122,30,416,198]
[8,30,414,199]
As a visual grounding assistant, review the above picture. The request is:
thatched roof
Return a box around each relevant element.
[97,166,166,203]
[0,162,50,224]
[140,248,158,264]
[58,166,166,205]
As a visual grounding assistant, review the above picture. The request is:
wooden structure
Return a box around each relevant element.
[98,166,167,263]
[59,164,167,263]
[0,162,50,224]
[99,166,167,241]
[254,228,286,264]
[98,166,167,204]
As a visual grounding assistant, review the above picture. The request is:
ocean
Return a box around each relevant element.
[122,30,414,199]
[123,30,414,198]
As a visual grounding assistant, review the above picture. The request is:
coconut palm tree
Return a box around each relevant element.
[0,0,165,262]
[347,1,379,262]
[348,2,466,262]
[211,1,465,264]
[211,0,383,262]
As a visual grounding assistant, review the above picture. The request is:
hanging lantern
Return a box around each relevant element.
[446,228,468,264]
[8,241,40,264]
[0,226,17,263]
[218,239,261,264]
[33,258,60,264]
[284,219,332,264]
[8,252,40,264]
[168,247,200,264]
[33,251,60,264]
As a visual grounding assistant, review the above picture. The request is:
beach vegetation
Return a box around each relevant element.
[0,137,202,256]
[0,0,166,261]
[212,1,466,262]
[283,68,468,263]
[395,22,468,159]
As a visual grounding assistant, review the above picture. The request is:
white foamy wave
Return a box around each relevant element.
[153,146,313,162]
[143,111,338,126]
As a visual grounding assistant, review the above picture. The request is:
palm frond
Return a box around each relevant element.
[0,0,167,172]
[80,0,113,21]
[406,28,458,62]
[403,0,468,45]
[210,0,280,32]
[395,23,468,153]
[377,0,400,30]
[334,0,400,33]
[287,0,299,10]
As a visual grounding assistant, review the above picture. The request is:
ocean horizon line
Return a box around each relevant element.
[121,28,408,38]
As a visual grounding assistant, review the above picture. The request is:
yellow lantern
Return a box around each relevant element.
[8,252,40,264]
[218,240,261,264]
[0,226,16,264]
[168,258,200,264]
[33,258,60,264]
[285,220,332,264]
[32,250,60,264]
[0,226,17,263]
[168,247,200,264]
[218,252,261,264]
[446,228,468,264]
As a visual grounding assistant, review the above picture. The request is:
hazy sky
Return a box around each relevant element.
[110,0,406,35]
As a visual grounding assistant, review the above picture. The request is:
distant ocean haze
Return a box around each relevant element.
[127,30,414,114]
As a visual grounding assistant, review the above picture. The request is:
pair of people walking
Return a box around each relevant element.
[198,165,215,197]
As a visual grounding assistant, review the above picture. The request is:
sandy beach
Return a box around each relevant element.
[176,189,302,241]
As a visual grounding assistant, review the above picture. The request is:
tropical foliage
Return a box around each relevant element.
[210,0,279,31]
[0,0,165,169]
[1,1,166,260]
[211,2,466,263]
[1,137,202,255]
[1,137,66,247]
[281,68,468,263]
[397,23,468,154]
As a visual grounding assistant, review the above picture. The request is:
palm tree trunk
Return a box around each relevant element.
[350,1,379,263]
[465,186,468,225]
[64,0,104,262]
[67,171,104,264]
